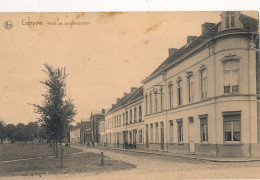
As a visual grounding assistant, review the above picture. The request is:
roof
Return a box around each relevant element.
[144,13,259,82]
[107,86,143,114]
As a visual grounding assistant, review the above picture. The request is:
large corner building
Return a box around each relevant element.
[103,11,259,158]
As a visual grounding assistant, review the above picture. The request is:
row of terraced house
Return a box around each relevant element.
[100,11,260,158]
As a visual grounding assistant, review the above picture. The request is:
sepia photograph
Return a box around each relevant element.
[0,8,259,180]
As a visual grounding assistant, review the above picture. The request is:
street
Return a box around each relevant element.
[62,146,260,179]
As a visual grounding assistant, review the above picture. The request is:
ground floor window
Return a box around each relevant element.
[199,114,208,143]
[223,111,241,142]
[139,129,143,143]
[176,119,183,143]
[150,124,153,143]
[155,123,159,143]
[169,120,174,143]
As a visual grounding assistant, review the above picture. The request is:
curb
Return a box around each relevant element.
[93,146,260,163]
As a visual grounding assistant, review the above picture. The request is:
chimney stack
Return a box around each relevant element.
[187,36,198,44]
[124,92,128,97]
[201,22,215,34]
[102,109,105,114]
[130,87,138,93]
[116,98,120,103]
[168,48,178,56]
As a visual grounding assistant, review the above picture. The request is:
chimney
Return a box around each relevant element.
[187,36,198,44]
[201,22,215,34]
[102,109,105,114]
[124,92,128,97]
[168,48,178,56]
[116,98,120,103]
[130,87,138,93]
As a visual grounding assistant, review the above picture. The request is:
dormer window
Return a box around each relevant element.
[225,12,235,29]
[218,11,243,32]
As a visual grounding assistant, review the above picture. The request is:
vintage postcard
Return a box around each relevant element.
[0,11,259,179]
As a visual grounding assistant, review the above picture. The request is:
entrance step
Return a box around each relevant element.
[186,152,195,155]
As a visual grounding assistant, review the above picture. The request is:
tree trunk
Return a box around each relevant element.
[60,139,63,167]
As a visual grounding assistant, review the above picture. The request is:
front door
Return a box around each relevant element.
[146,124,149,149]
[160,122,164,150]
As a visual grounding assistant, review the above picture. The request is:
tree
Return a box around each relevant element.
[0,120,6,143]
[25,122,39,142]
[15,123,26,142]
[5,124,16,143]
[31,64,77,160]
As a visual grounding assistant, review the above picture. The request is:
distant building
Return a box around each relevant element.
[70,124,80,144]
[70,120,91,144]
[105,86,144,150]
[90,109,106,146]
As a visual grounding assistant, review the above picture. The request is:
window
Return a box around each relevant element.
[169,120,174,143]
[177,119,183,143]
[154,90,158,112]
[168,83,173,108]
[145,94,148,115]
[187,75,194,103]
[160,88,164,111]
[134,107,137,123]
[223,60,239,93]
[126,110,128,125]
[139,129,143,143]
[199,114,208,143]
[130,109,132,123]
[200,68,207,99]
[123,113,125,126]
[149,92,153,114]
[150,124,153,143]
[223,111,241,142]
[139,106,142,121]
[155,123,159,143]
[119,114,121,127]
[225,12,235,29]
[117,115,118,127]
[177,79,182,106]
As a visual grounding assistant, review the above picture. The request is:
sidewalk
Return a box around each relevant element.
[92,145,260,162]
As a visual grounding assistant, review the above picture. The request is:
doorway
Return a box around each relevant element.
[160,122,164,150]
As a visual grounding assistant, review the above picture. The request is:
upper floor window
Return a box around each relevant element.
[123,113,125,126]
[223,60,239,93]
[126,110,128,125]
[149,92,153,114]
[154,90,158,112]
[200,67,208,99]
[168,83,173,108]
[139,105,142,121]
[119,114,121,127]
[134,107,137,123]
[160,88,164,111]
[177,78,182,106]
[145,94,148,115]
[130,109,132,123]
[187,74,194,103]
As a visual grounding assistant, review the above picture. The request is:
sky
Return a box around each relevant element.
[0,11,258,125]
